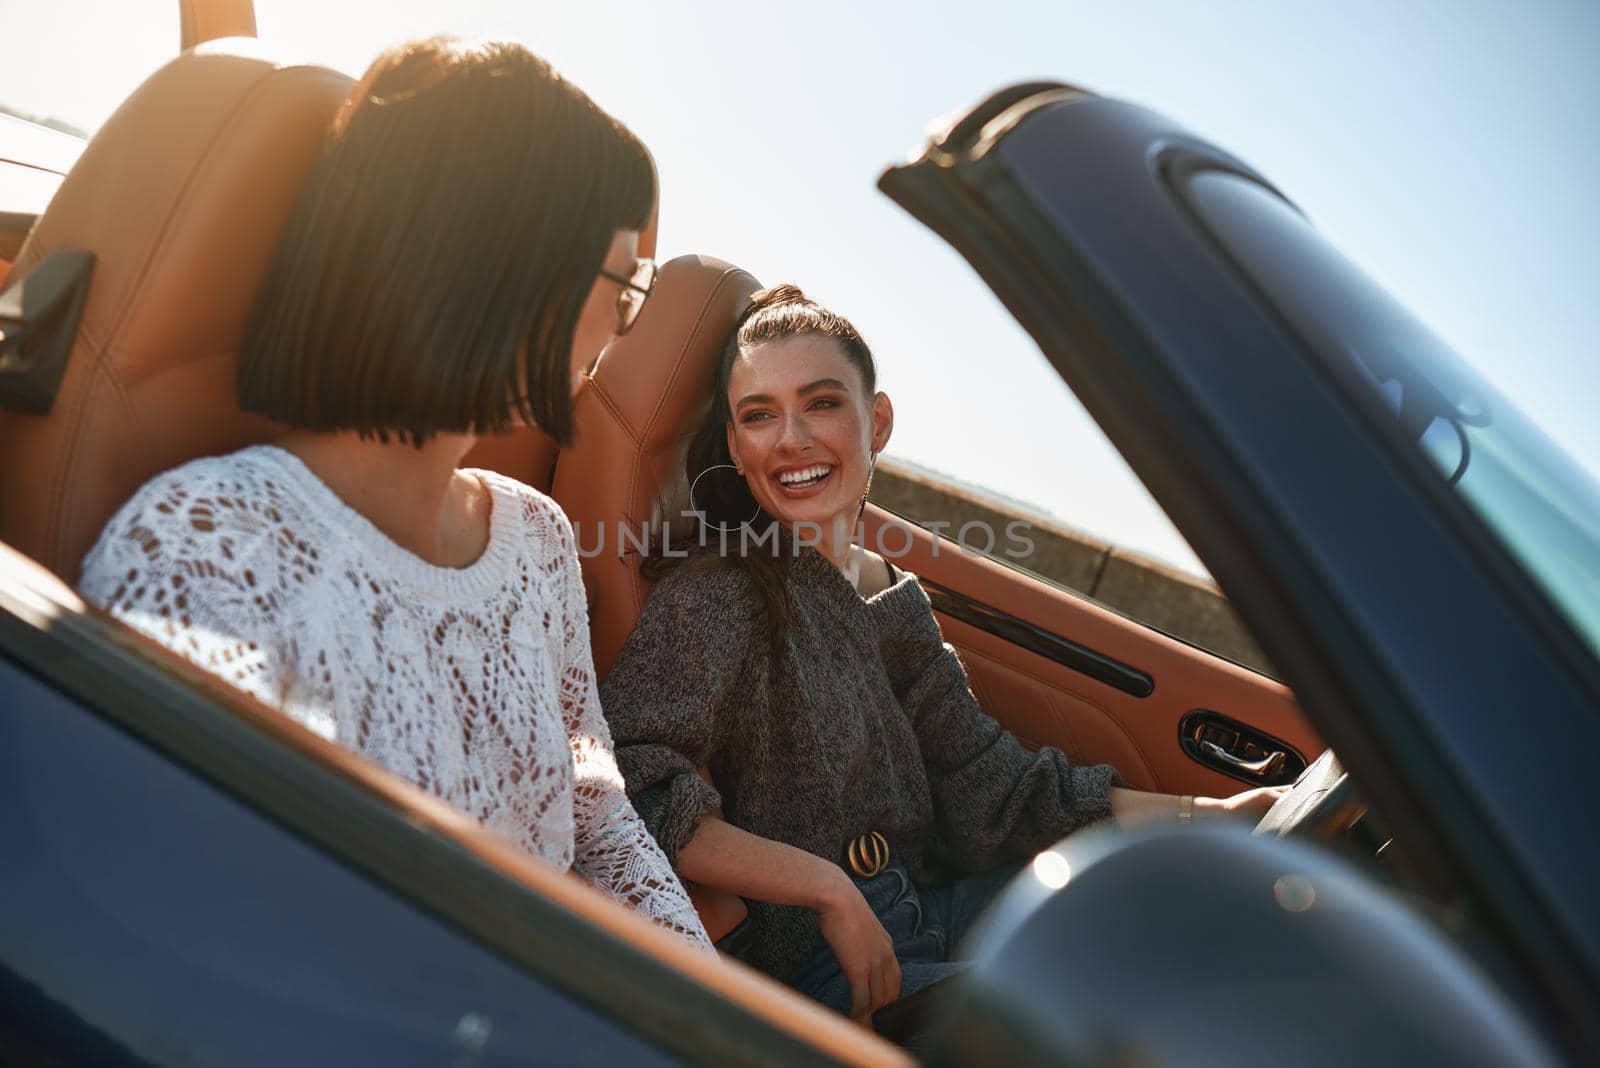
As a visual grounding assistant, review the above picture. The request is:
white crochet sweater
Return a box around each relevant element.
[80,444,710,947]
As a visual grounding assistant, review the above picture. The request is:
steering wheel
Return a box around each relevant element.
[1252,748,1366,838]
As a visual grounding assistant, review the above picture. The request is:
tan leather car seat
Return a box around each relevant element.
[0,31,651,580]
[553,254,760,942]
[557,254,760,679]
[0,41,351,581]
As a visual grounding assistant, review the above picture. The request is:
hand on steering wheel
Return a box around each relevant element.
[1197,784,1290,822]
[1251,749,1365,837]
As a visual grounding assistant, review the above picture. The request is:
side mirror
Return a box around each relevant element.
[930,826,1554,1067]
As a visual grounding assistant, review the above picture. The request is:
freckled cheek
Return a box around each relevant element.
[731,425,762,459]
[820,416,867,462]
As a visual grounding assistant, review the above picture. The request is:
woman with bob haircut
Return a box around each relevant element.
[80,38,710,947]
[599,285,1284,1017]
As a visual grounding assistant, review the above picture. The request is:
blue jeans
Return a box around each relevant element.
[791,858,1024,1016]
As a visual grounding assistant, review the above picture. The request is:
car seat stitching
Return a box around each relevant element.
[636,268,760,441]
[586,379,644,449]
[45,293,137,573]
[628,269,759,594]
[49,64,348,570]
[577,378,645,552]
[43,341,102,572]
[101,65,348,369]
[591,267,761,622]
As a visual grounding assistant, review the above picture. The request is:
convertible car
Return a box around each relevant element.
[2,4,1596,1066]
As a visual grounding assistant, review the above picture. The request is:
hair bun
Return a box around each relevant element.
[747,283,810,312]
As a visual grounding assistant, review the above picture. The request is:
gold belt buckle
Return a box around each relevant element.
[846,831,890,878]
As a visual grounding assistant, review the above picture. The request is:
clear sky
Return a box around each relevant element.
[4,0,1596,578]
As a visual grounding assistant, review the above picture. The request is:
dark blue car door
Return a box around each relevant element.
[0,557,837,1067]
[878,84,1600,1058]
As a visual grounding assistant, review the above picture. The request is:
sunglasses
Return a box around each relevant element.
[598,259,658,336]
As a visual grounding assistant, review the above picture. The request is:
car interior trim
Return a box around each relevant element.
[1175,708,1306,786]
[918,577,1155,697]
[857,506,1317,797]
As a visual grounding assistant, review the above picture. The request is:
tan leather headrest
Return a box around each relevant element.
[554,254,760,678]
[0,40,350,580]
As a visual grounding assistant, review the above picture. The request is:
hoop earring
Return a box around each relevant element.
[689,464,762,534]
[856,452,878,524]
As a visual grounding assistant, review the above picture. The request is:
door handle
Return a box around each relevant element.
[1200,741,1287,778]
[1178,710,1305,785]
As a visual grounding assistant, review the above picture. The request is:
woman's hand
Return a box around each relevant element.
[674,819,902,1022]
[1196,784,1289,823]
[814,866,902,1024]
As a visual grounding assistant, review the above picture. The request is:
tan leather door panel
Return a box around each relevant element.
[863,507,1320,797]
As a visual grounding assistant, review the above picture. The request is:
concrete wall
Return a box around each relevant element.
[869,458,1275,676]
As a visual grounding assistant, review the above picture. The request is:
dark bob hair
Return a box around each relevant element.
[240,37,655,446]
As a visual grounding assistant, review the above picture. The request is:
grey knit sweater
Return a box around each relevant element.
[599,548,1121,982]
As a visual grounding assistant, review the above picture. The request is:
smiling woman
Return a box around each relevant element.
[725,288,892,554]
[668,284,892,649]
[602,282,1285,1042]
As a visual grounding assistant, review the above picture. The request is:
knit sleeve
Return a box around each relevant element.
[598,559,753,869]
[546,512,711,950]
[877,580,1122,872]
[77,464,312,728]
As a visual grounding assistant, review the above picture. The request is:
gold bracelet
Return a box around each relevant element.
[1178,795,1194,824]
